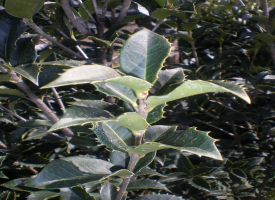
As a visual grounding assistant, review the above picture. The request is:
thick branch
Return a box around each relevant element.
[0,65,74,137]
[23,19,84,59]
[116,0,131,25]
[60,0,92,36]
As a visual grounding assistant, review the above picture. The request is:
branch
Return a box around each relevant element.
[91,0,100,18]
[23,19,84,59]
[51,88,66,114]
[0,65,74,137]
[76,0,96,23]
[152,19,163,32]
[0,104,27,122]
[262,0,275,66]
[60,0,92,36]
[116,0,131,25]
[101,0,109,18]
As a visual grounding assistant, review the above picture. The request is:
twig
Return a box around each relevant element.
[0,141,8,149]
[51,88,66,114]
[0,104,27,122]
[45,96,54,110]
[60,0,92,36]
[262,0,275,66]
[0,65,74,137]
[92,0,100,18]
[23,19,84,59]
[190,40,200,67]
[116,0,131,25]
[107,56,119,66]
[152,19,163,32]
[191,117,234,137]
[38,12,53,24]
[230,121,242,152]
[238,0,249,11]
[101,0,109,18]
[76,0,96,23]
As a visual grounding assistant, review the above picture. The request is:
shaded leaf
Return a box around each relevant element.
[0,74,12,82]
[110,151,129,168]
[135,194,184,200]
[133,151,156,173]
[100,182,122,200]
[60,187,95,200]
[144,125,177,143]
[188,176,211,192]
[69,136,98,147]
[127,179,170,192]
[0,88,25,98]
[27,191,59,200]
[2,178,39,192]
[120,29,171,84]
[152,8,189,21]
[8,64,40,85]
[146,104,166,124]
[252,33,274,43]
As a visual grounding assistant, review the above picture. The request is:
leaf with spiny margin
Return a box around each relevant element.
[94,82,138,107]
[0,74,12,82]
[136,167,163,176]
[60,187,95,200]
[144,125,177,143]
[106,76,151,98]
[6,64,40,85]
[48,106,114,131]
[27,191,59,200]
[146,103,166,124]
[127,179,170,192]
[147,80,251,109]
[150,68,185,95]
[135,194,184,200]
[5,0,45,20]
[23,128,48,141]
[27,156,134,189]
[152,8,192,21]
[10,35,37,67]
[126,127,222,160]
[119,29,171,84]
[100,182,126,200]
[41,65,121,88]
[69,136,98,147]
[92,122,135,152]
[188,176,211,192]
[0,10,26,63]
[133,151,156,173]
[177,153,194,175]
[0,88,25,98]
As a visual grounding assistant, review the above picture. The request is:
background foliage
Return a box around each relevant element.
[0,0,275,199]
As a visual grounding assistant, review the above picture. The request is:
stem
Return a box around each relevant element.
[23,19,84,59]
[230,121,242,152]
[262,0,275,66]
[0,104,27,122]
[51,88,66,114]
[0,65,74,137]
[152,19,163,32]
[60,0,92,36]
[76,0,96,23]
[91,0,100,18]
[116,0,131,25]
[190,40,199,67]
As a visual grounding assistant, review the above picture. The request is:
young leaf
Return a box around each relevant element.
[27,156,134,189]
[5,0,45,20]
[147,80,251,109]
[127,179,170,192]
[41,65,121,88]
[60,187,95,200]
[120,29,171,84]
[127,127,223,160]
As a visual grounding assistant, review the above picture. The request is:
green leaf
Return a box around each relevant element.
[120,29,171,84]
[0,74,12,82]
[100,182,123,200]
[41,65,121,88]
[150,68,185,95]
[60,187,95,200]
[0,10,26,63]
[5,0,45,20]
[133,151,156,173]
[144,125,177,143]
[7,64,40,85]
[94,82,138,107]
[188,176,211,192]
[1,178,39,192]
[250,16,269,24]
[27,191,59,200]
[174,33,194,42]
[110,151,129,168]
[127,179,170,192]
[106,76,151,98]
[182,22,197,32]
[136,167,163,176]
[18,119,53,128]
[177,154,194,175]
[89,36,113,47]
[0,88,25,98]
[156,0,166,7]
[23,128,48,141]
[92,122,135,152]
[252,33,274,43]
[27,156,134,189]
[0,171,8,179]
[135,194,184,200]
[147,80,251,109]
[79,0,94,22]
[10,35,37,67]
[152,8,190,21]
[0,191,15,200]
[69,136,98,147]
[190,167,216,176]
[146,103,166,124]
[127,127,223,160]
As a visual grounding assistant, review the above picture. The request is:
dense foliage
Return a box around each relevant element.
[0,0,275,199]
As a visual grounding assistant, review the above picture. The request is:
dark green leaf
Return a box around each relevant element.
[252,33,274,43]
[127,179,170,191]
[0,88,25,98]
[27,191,59,200]
[146,104,166,124]
[60,187,95,200]
[144,125,177,143]
[133,151,156,173]
[135,194,184,200]
[69,136,98,147]
[188,176,211,192]
[100,182,123,200]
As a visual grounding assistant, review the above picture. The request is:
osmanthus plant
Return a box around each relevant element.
[25,29,251,200]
